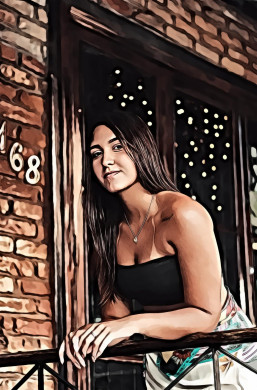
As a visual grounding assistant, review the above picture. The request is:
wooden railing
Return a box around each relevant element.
[1,328,257,390]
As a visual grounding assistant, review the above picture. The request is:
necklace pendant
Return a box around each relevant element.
[133,237,138,243]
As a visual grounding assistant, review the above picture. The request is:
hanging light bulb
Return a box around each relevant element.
[181,173,186,178]
[176,100,181,105]
[204,108,209,113]
[148,110,152,115]
[108,95,114,100]
[184,153,189,158]
[114,69,121,74]
[212,184,217,190]
[204,129,209,134]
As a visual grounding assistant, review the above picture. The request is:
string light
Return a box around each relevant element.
[212,166,217,171]
[138,85,143,90]
[185,183,190,188]
[194,147,198,152]
[114,69,121,74]
[188,117,193,125]
[202,172,207,177]
[177,109,184,115]
[209,154,214,159]
[211,195,216,200]
[204,108,208,113]
[190,141,195,145]
[219,125,223,129]
[192,195,196,200]
[184,153,189,158]
[116,82,122,87]
[215,132,219,137]
[223,155,228,160]
[212,185,217,190]
[148,110,152,115]
[181,173,186,178]
[189,161,194,166]
[142,100,147,105]
[129,95,134,100]
[176,100,181,104]
[204,129,209,134]
[202,159,206,164]
[204,119,209,123]
[217,205,222,211]
[225,142,230,148]
[214,114,219,118]
[210,144,214,149]
[123,94,128,98]
[214,124,218,129]
[224,115,228,120]
[147,122,152,126]
[108,95,114,100]
[121,102,126,107]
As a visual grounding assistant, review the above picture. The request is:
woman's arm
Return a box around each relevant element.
[125,196,223,339]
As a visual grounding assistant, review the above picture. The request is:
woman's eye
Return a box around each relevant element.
[91,151,101,159]
[113,144,123,151]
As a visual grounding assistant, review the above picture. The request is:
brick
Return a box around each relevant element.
[20,128,46,148]
[0,100,42,127]
[3,316,13,330]
[202,0,226,12]
[166,0,191,22]
[16,318,52,336]
[0,276,14,292]
[18,18,47,42]
[13,201,43,220]
[228,48,248,64]
[176,18,199,40]
[0,235,13,252]
[166,25,193,48]
[0,297,36,313]
[19,92,44,114]
[0,217,37,237]
[0,64,37,89]
[37,299,52,316]
[7,335,41,353]
[21,55,45,75]
[38,8,48,24]
[16,239,47,259]
[0,42,16,62]
[0,0,34,18]
[253,63,257,71]
[0,82,16,101]
[202,34,224,52]
[101,0,134,17]
[0,175,43,202]
[0,8,16,26]
[182,0,201,12]
[0,31,43,63]
[21,280,50,295]
[0,199,9,215]
[0,156,16,177]
[37,262,48,278]
[229,22,249,40]
[244,70,257,84]
[205,11,225,26]
[135,12,164,32]
[195,43,219,64]
[221,32,242,49]
[147,0,171,22]
[246,46,257,59]
[221,57,244,76]
[0,256,35,277]
[195,15,217,35]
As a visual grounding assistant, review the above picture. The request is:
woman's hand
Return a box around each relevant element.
[59,317,135,369]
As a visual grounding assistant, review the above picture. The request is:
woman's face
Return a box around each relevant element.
[90,125,138,193]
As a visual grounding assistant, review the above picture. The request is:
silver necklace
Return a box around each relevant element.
[124,195,155,244]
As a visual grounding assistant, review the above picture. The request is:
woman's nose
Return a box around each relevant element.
[102,152,114,167]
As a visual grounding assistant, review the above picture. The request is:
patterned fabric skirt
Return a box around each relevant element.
[143,287,257,389]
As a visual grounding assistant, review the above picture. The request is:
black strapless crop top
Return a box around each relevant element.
[115,255,184,306]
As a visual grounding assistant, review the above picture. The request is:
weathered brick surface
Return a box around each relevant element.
[0,276,14,292]
[16,239,47,259]
[16,318,52,336]
[95,0,257,85]
[0,0,34,18]
[0,217,37,237]
[0,297,36,313]
[19,18,47,42]
[0,235,14,253]
[13,200,43,220]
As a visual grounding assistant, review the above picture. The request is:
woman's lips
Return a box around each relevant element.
[105,171,120,180]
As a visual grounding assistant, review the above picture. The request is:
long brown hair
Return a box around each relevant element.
[86,110,179,307]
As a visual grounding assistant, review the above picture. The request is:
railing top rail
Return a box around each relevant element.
[1,327,257,366]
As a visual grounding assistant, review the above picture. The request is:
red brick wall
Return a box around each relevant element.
[93,0,257,84]
[0,0,54,388]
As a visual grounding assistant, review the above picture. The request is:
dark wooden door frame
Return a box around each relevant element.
[49,1,257,387]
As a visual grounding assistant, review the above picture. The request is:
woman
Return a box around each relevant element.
[60,110,257,389]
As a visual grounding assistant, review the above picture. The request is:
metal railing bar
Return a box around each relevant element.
[43,363,78,390]
[0,349,58,367]
[38,363,44,390]
[212,348,221,390]
[11,364,38,390]
[218,347,257,375]
[163,347,212,390]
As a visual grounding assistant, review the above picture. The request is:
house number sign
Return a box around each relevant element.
[0,120,41,185]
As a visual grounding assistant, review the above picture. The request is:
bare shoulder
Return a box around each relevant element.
[156,191,213,228]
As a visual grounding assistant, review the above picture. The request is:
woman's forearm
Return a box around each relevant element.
[126,307,220,340]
